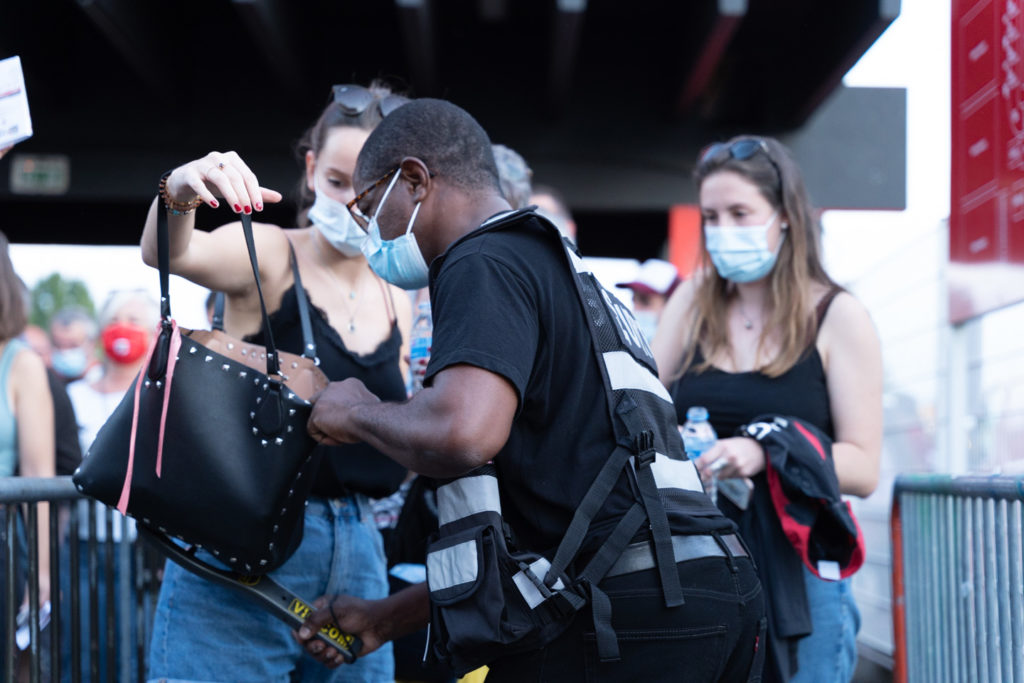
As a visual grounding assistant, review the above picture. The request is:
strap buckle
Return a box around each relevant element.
[633,430,656,468]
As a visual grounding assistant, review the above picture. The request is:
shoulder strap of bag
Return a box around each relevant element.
[208,244,316,362]
[211,292,226,331]
[155,204,282,378]
[286,242,318,361]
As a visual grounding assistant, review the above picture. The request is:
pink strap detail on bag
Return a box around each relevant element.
[156,324,181,477]
[117,321,180,514]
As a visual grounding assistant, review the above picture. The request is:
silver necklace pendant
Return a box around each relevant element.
[347,321,356,332]
[744,319,753,330]
[349,291,357,300]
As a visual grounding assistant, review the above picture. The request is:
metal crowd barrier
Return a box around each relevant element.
[891,474,1024,683]
[0,476,164,683]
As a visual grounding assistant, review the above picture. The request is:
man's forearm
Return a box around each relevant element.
[347,396,484,478]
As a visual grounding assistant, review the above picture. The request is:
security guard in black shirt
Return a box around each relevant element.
[298,98,765,682]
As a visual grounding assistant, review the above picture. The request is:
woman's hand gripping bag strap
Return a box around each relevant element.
[73,208,328,576]
[423,465,588,676]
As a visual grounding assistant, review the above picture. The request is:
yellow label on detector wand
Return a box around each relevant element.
[289,599,359,650]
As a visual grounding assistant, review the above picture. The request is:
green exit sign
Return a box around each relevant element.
[10,154,69,195]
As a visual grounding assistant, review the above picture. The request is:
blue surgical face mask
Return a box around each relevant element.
[632,310,659,345]
[704,211,786,283]
[360,171,430,290]
[52,347,89,379]
[308,178,366,257]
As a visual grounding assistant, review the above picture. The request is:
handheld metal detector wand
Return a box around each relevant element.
[139,527,362,663]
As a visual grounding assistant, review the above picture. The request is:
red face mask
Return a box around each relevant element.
[101,323,149,365]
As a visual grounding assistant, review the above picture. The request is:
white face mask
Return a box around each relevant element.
[307,178,366,257]
[704,211,786,283]
[360,171,430,290]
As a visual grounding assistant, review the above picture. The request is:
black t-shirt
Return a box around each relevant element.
[425,212,731,554]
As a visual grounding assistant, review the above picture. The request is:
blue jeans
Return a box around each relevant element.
[791,566,861,683]
[147,494,393,683]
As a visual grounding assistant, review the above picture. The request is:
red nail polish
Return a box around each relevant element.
[244,205,252,214]
[234,203,242,212]
[255,202,263,211]
[209,199,219,208]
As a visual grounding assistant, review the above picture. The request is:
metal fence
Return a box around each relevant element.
[0,476,164,683]
[891,474,1024,683]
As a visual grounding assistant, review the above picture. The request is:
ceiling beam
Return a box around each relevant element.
[675,0,746,115]
[75,0,164,99]
[231,0,304,95]
[478,0,509,23]
[396,0,438,96]
[547,0,587,116]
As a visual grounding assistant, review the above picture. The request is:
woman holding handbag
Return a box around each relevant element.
[139,83,412,683]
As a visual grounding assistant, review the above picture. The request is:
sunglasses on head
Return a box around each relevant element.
[331,84,408,118]
[699,138,785,197]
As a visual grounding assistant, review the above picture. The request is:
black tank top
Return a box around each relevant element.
[245,280,408,498]
[669,288,840,439]
[667,286,843,676]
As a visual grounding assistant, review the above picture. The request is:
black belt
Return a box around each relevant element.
[605,534,748,578]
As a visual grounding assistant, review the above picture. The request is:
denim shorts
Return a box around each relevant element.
[147,494,394,683]
[790,566,861,683]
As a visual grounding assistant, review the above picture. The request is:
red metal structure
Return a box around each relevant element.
[951,0,1024,322]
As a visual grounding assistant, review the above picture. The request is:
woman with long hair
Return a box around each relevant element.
[653,136,882,682]
[139,83,412,682]
[0,230,54,675]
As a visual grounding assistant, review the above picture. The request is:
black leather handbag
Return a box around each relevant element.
[73,208,328,575]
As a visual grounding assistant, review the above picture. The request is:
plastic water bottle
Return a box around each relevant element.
[681,406,720,503]
[681,406,753,509]
[409,301,432,394]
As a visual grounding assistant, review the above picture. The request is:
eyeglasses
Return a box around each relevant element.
[347,167,399,230]
[699,138,784,198]
[331,84,408,119]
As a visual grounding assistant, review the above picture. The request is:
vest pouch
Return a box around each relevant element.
[426,520,582,675]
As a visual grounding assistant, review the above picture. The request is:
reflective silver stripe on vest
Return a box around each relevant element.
[633,452,704,493]
[602,351,672,403]
[427,539,478,592]
[511,557,566,609]
[567,248,591,274]
[437,473,502,526]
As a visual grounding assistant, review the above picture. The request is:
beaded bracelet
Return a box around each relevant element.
[158,171,203,215]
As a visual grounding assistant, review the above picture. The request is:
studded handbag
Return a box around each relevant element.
[73,208,328,575]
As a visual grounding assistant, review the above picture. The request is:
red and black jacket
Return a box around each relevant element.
[739,414,865,580]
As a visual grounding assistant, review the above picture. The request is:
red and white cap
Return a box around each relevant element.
[616,259,681,297]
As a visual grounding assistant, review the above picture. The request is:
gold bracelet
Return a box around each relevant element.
[159,171,203,215]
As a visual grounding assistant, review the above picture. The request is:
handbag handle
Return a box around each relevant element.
[207,249,317,361]
[155,204,284,378]
[286,242,318,361]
